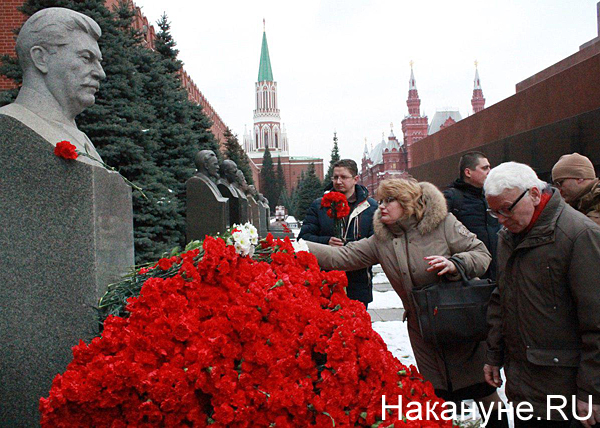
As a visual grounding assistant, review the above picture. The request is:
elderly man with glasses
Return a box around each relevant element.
[551,153,600,226]
[484,161,600,428]
[298,159,377,308]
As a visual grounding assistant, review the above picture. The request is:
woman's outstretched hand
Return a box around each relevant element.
[424,255,457,276]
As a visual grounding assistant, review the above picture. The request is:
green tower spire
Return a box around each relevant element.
[258,20,273,82]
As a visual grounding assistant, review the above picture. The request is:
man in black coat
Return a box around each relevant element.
[443,151,500,279]
[299,159,378,307]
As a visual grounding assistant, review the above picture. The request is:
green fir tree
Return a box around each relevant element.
[224,129,253,185]
[260,146,278,210]
[275,155,286,204]
[279,189,296,217]
[323,131,340,187]
[295,163,322,222]
[143,13,219,253]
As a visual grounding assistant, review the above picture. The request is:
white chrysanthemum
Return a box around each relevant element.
[228,222,259,256]
[245,223,259,245]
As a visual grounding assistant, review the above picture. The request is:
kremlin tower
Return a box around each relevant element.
[243,21,323,194]
[471,62,486,113]
[400,63,429,168]
[243,20,289,156]
[362,62,487,192]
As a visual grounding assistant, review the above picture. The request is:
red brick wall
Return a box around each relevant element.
[516,41,600,92]
[0,0,27,91]
[179,69,228,148]
[252,155,324,195]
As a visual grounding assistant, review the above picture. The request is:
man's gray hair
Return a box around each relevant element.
[16,8,102,70]
[484,162,548,196]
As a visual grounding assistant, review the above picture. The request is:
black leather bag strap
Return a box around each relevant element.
[448,256,470,283]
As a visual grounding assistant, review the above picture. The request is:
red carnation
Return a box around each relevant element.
[321,192,350,220]
[321,191,350,239]
[54,140,78,160]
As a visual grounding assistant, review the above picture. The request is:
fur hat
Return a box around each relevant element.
[552,153,596,181]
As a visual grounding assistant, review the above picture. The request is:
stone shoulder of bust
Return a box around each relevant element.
[191,173,227,202]
[217,177,234,187]
[232,182,248,199]
[195,171,217,184]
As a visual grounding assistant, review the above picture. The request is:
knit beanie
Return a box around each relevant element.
[552,153,596,181]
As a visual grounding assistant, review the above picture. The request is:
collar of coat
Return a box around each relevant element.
[498,187,564,250]
[323,183,370,205]
[577,178,600,213]
[373,181,448,240]
[451,177,484,197]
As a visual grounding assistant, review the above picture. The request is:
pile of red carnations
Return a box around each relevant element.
[40,235,451,427]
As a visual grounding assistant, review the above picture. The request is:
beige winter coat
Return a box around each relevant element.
[306,182,491,391]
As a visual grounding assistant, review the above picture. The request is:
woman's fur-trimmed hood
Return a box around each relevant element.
[373,181,448,239]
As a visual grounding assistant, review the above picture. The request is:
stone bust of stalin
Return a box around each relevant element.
[0,7,106,166]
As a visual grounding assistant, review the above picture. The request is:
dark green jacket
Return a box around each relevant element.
[298,184,377,304]
[487,188,600,419]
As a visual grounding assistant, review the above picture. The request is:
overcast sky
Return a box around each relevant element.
[135,0,599,166]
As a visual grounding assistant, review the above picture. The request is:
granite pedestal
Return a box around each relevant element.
[258,202,268,237]
[0,115,135,425]
[233,185,249,224]
[186,174,229,241]
[248,195,260,230]
[218,180,241,226]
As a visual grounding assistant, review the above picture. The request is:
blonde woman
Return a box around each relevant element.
[305,178,506,426]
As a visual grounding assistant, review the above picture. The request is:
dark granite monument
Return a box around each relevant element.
[258,193,271,236]
[218,160,247,225]
[246,185,261,232]
[186,150,229,241]
[233,168,250,224]
[0,8,134,425]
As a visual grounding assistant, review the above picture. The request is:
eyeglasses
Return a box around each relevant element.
[331,175,355,182]
[487,189,529,219]
[378,196,397,206]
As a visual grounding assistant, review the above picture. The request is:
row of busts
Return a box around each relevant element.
[186,150,270,241]
[195,150,269,205]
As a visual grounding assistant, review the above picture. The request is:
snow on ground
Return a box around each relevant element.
[371,271,513,427]
[371,320,416,368]
[369,290,403,309]
[372,272,389,284]
[290,227,300,238]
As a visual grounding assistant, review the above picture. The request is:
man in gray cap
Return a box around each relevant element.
[552,153,600,225]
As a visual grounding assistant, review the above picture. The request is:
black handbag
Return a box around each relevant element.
[410,257,496,347]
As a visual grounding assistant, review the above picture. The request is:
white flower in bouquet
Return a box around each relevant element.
[228,223,258,257]
[244,223,259,245]
[292,239,310,253]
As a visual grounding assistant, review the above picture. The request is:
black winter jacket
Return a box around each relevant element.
[443,179,500,279]
[298,184,378,304]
